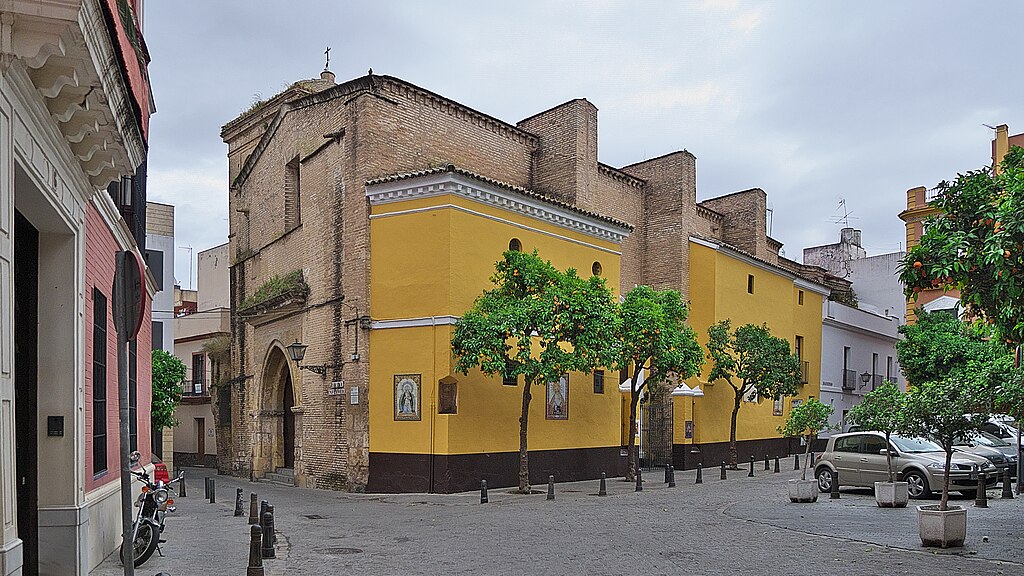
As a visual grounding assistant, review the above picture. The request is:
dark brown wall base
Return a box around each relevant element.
[367,446,626,493]
[672,437,807,470]
[173,452,218,470]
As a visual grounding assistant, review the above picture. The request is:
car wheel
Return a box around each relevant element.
[816,467,833,493]
[904,470,930,499]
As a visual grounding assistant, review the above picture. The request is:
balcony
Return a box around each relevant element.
[800,361,809,385]
[182,379,210,404]
[842,370,857,391]
[873,374,884,390]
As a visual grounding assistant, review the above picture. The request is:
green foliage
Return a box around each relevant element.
[896,310,1010,509]
[778,398,833,480]
[617,286,704,392]
[707,319,801,467]
[151,349,185,429]
[451,250,619,491]
[706,320,801,401]
[779,398,834,440]
[452,250,619,385]
[899,146,1024,346]
[995,369,1024,422]
[616,285,704,479]
[896,310,1010,391]
[240,270,309,311]
[848,383,909,482]
[828,287,858,307]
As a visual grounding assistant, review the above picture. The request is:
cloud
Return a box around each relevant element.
[623,81,724,111]
[730,8,763,33]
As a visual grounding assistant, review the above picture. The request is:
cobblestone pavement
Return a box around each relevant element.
[91,465,1024,575]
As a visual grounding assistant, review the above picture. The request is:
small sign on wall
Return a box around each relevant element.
[328,380,345,396]
[349,386,359,405]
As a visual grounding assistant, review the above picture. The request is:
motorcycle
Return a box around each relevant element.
[119,451,184,567]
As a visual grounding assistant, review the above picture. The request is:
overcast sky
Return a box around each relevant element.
[144,1,1024,290]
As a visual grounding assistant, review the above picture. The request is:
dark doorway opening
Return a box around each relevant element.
[15,209,39,576]
[283,373,295,469]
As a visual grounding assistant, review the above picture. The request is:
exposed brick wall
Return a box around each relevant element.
[517,99,598,206]
[699,189,779,265]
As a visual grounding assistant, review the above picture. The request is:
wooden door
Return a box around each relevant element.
[195,418,205,464]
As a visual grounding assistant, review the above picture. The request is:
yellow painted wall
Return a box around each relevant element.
[675,241,823,446]
[369,193,623,455]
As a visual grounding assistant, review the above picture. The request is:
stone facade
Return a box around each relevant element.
[221,71,829,491]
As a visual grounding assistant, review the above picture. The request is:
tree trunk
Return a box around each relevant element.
[884,431,894,483]
[940,444,952,511]
[729,387,742,469]
[626,389,641,482]
[518,378,533,493]
[802,434,812,481]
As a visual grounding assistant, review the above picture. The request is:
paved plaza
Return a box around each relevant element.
[91,465,1024,575]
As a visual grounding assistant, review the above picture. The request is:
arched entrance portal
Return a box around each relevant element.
[258,345,299,477]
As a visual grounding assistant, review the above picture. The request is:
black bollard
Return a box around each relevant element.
[599,472,607,496]
[975,472,988,508]
[664,465,671,484]
[696,462,703,484]
[794,454,800,470]
[830,469,840,499]
[247,524,264,576]
[209,477,216,504]
[748,456,755,477]
[267,504,277,544]
[249,493,259,524]
[810,451,815,464]
[235,487,244,516]
[1002,471,1014,499]
[636,469,643,492]
[205,476,210,500]
[668,465,676,488]
[480,480,488,504]
[179,472,187,498]
[764,455,770,471]
[774,456,780,473]
[547,475,555,500]
[261,510,275,559]
[259,500,268,530]
[720,461,727,480]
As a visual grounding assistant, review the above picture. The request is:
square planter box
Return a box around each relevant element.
[874,481,909,508]
[788,479,818,503]
[917,505,967,548]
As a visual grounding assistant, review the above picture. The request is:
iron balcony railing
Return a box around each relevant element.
[842,370,857,390]
[183,379,208,396]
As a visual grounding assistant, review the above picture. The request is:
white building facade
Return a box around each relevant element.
[819,300,903,433]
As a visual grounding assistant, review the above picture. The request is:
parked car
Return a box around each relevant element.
[979,416,1021,447]
[954,431,1018,479]
[814,432,997,498]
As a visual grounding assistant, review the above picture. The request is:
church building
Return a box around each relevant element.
[220,70,831,492]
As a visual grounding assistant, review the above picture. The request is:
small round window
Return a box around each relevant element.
[509,238,522,252]
[592,261,603,276]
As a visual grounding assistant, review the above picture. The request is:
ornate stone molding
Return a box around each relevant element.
[366,171,632,244]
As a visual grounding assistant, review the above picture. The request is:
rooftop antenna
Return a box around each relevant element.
[324,46,331,70]
[177,245,193,290]
[829,198,858,227]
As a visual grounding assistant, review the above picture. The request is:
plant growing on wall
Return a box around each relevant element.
[778,398,833,480]
[847,382,909,482]
[451,250,619,493]
[151,349,186,430]
[899,146,1024,348]
[616,285,704,481]
[706,320,801,468]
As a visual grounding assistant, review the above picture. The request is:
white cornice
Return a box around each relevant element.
[371,316,460,330]
[366,172,631,244]
[689,236,831,296]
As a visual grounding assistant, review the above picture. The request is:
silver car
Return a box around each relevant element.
[815,432,998,498]
[954,431,1017,479]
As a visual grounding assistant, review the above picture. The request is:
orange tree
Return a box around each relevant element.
[451,250,619,493]
[705,320,801,468]
[900,146,1024,347]
[617,286,704,481]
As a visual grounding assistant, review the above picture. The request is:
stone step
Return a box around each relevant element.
[275,467,294,478]
[264,470,295,486]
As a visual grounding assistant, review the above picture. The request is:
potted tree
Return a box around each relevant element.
[779,398,833,503]
[904,376,991,548]
[848,383,910,507]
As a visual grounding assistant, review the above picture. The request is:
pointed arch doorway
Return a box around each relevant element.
[259,344,299,478]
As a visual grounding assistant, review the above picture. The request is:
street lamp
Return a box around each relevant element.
[860,371,871,389]
[286,340,344,378]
